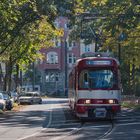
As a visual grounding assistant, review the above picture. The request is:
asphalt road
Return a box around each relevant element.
[0,98,140,140]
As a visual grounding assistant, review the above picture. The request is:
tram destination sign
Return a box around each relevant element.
[86,60,112,65]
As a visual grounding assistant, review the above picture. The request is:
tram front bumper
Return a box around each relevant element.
[76,105,121,118]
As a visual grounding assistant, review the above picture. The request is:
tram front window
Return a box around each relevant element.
[79,69,117,89]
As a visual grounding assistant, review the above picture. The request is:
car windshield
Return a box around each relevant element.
[20,93,33,97]
[3,94,9,99]
[11,92,17,96]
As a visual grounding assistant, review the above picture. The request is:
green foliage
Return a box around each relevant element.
[0,0,61,66]
[0,0,62,90]
[70,0,140,95]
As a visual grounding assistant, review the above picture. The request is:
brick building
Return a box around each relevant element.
[37,17,80,95]
[37,16,95,95]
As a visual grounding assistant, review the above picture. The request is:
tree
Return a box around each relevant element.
[70,0,140,95]
[0,0,61,91]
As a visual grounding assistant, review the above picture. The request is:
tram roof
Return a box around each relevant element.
[75,56,120,66]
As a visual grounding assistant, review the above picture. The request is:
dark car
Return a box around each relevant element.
[2,93,13,110]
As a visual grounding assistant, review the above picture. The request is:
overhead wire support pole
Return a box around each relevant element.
[89,25,98,52]
[64,38,68,97]
[79,13,104,52]
[32,62,35,91]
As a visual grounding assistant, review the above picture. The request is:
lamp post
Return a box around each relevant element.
[118,32,127,63]
[32,62,35,91]
[118,42,121,62]
[64,39,68,97]
[79,13,103,52]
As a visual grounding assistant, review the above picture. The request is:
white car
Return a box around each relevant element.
[19,92,42,105]
[0,93,6,111]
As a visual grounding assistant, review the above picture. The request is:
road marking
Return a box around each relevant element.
[17,105,53,140]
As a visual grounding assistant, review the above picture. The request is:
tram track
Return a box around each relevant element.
[49,118,115,140]
[96,119,114,140]
[50,121,85,140]
[54,108,115,140]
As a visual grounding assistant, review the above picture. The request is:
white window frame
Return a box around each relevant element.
[46,52,58,64]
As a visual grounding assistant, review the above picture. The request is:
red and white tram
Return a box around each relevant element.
[68,53,121,119]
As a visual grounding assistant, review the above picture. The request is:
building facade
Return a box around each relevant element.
[37,17,80,95]
[37,17,95,96]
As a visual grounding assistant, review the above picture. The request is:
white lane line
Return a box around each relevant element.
[17,104,53,140]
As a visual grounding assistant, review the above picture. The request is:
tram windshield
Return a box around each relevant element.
[79,69,117,89]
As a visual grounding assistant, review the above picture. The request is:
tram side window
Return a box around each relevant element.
[84,72,89,88]
[69,73,73,89]
[79,70,89,88]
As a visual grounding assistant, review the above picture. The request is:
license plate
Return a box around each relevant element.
[95,108,106,118]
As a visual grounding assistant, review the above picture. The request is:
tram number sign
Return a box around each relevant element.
[95,108,106,118]
[86,60,112,65]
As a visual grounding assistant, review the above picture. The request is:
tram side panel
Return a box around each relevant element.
[68,69,77,111]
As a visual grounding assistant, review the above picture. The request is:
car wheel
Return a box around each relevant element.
[7,107,12,110]
[39,99,42,104]
[1,105,5,111]
[30,100,33,105]
[6,105,12,110]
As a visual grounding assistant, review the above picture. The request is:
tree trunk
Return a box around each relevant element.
[0,63,4,90]
[15,64,19,89]
[3,61,13,91]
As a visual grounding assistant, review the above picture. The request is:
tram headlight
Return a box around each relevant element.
[108,99,114,104]
[85,99,91,104]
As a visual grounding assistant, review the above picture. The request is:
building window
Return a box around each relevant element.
[68,41,72,50]
[47,52,58,64]
[46,73,60,82]
[68,41,76,50]
[55,39,61,47]
[85,45,91,52]
[64,23,67,29]
[55,73,59,81]
[46,75,49,82]
[68,54,72,64]
[53,38,61,48]
[50,73,55,82]
[73,41,76,47]
[73,56,76,63]
[68,53,76,64]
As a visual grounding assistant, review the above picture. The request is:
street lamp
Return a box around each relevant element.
[32,62,35,91]
[118,32,127,63]
[64,39,68,97]
[79,13,104,52]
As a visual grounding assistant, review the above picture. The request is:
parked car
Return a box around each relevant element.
[0,93,6,111]
[0,91,14,110]
[9,91,19,103]
[3,93,14,110]
[19,92,42,105]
